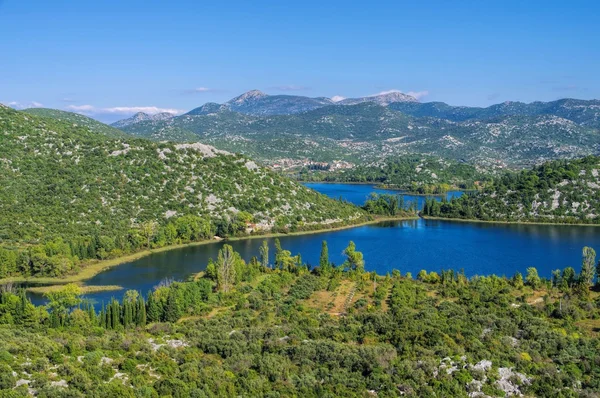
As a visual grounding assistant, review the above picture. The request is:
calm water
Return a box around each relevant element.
[28,184,600,306]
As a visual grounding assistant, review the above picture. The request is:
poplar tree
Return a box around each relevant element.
[216,245,237,293]
[259,240,269,269]
[164,288,181,322]
[581,246,596,286]
[274,239,283,269]
[319,241,330,274]
[146,291,162,323]
[137,295,147,326]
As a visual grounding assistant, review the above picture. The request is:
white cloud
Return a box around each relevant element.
[5,101,44,109]
[66,104,95,112]
[182,87,223,94]
[370,89,429,100]
[66,105,183,115]
[331,95,346,102]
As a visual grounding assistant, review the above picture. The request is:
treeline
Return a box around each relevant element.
[362,193,418,216]
[0,214,233,279]
[0,207,369,279]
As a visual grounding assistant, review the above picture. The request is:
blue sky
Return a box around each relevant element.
[1,0,598,122]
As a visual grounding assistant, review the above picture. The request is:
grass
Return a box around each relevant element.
[577,319,600,337]
[0,214,416,287]
[26,284,123,295]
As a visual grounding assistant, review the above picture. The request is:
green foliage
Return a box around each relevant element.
[303,155,487,192]
[0,241,599,396]
[422,156,600,224]
[0,106,365,278]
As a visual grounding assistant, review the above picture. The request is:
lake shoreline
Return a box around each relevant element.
[422,215,600,227]
[3,214,417,287]
[302,181,468,196]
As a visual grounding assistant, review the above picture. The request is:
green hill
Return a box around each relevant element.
[423,156,600,223]
[299,155,489,192]
[22,108,129,139]
[0,105,365,278]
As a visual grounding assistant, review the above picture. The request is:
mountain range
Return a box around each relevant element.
[20,91,600,170]
[113,91,600,169]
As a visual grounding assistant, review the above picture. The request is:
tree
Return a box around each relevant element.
[319,241,330,273]
[512,272,524,289]
[45,284,82,325]
[140,221,158,249]
[343,241,364,273]
[136,295,146,326]
[164,287,182,322]
[146,291,162,323]
[525,267,541,289]
[581,246,596,286]
[259,240,269,269]
[597,260,600,287]
[562,267,576,287]
[216,245,238,293]
[274,239,283,269]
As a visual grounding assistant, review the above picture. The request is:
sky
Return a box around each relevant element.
[1,0,599,122]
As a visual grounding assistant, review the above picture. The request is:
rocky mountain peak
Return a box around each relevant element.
[228,90,268,104]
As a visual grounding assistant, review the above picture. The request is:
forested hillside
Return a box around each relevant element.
[299,155,489,193]
[22,108,129,139]
[423,156,600,223]
[1,240,599,396]
[0,105,365,278]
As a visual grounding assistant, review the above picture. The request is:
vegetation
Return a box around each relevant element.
[299,155,488,192]
[423,156,600,224]
[361,193,417,216]
[1,241,600,396]
[0,105,366,279]
[119,99,600,168]
[22,108,129,139]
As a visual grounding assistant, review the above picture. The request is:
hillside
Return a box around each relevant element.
[22,108,129,139]
[300,155,489,192]
[1,241,599,396]
[423,156,600,223]
[0,105,365,277]
[120,102,600,168]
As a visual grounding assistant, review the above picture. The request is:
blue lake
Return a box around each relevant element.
[28,183,600,306]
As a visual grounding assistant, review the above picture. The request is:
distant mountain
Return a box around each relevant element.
[221,90,334,115]
[111,111,176,128]
[186,102,224,115]
[22,108,129,139]
[120,102,600,168]
[389,98,600,128]
[338,91,418,106]
[216,90,419,116]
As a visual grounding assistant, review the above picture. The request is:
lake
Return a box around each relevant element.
[28,183,600,306]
